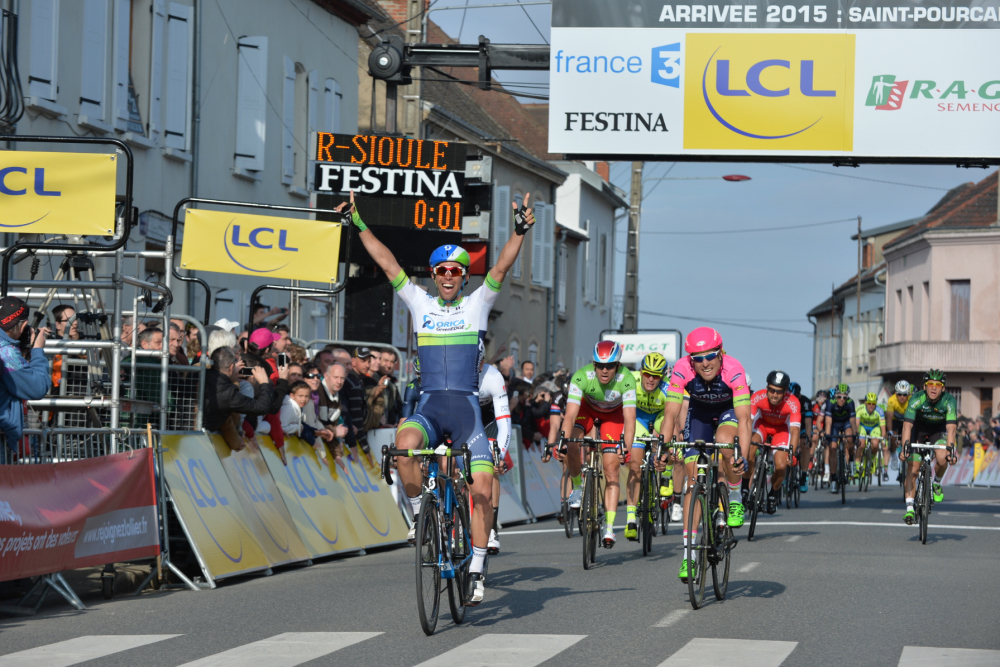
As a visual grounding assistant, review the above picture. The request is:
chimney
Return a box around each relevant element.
[378,0,420,25]
[595,161,609,182]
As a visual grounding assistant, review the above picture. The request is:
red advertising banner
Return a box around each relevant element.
[0,448,159,581]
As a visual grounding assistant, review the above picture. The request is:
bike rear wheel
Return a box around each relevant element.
[839,447,847,505]
[859,450,870,493]
[446,493,471,624]
[747,461,765,541]
[712,481,732,601]
[687,484,707,610]
[415,495,441,636]
[582,470,596,569]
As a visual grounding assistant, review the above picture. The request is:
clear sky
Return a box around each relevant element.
[426,1,993,394]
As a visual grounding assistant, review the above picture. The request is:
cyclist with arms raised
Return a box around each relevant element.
[856,392,889,482]
[900,370,958,525]
[559,340,637,548]
[625,352,672,541]
[345,190,534,606]
[658,328,752,583]
[748,371,801,514]
[823,384,858,493]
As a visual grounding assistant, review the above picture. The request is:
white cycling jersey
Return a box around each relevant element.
[478,363,510,458]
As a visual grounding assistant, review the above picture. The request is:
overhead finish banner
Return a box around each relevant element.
[180,209,342,283]
[0,449,159,581]
[549,0,1000,161]
[0,151,118,234]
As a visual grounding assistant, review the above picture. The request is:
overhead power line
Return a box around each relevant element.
[641,216,857,235]
[775,164,952,191]
[639,309,813,335]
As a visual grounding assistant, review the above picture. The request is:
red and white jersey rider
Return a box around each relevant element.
[750,388,801,449]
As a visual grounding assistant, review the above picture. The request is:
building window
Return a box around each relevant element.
[512,192,524,279]
[235,36,269,172]
[528,342,538,365]
[509,339,519,367]
[493,184,511,265]
[946,387,961,414]
[557,241,567,315]
[950,280,970,341]
[598,232,608,306]
[163,2,192,149]
[29,0,59,101]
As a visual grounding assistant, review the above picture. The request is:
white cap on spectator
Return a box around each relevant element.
[214,318,240,333]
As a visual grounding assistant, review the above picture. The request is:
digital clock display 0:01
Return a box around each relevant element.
[316,194,463,231]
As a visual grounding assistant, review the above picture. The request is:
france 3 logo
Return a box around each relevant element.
[651,43,682,88]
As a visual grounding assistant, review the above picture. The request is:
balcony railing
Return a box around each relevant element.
[875,341,1000,375]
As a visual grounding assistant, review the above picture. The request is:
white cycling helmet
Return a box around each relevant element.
[895,380,911,395]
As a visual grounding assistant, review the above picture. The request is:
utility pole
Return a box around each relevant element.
[623,161,643,333]
[856,215,862,327]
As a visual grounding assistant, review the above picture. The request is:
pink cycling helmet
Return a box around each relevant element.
[684,327,723,355]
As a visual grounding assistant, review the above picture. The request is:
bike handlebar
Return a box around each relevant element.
[380,444,473,486]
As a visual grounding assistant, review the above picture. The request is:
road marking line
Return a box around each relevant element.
[653,610,691,628]
[898,645,1000,666]
[658,638,797,666]
[414,634,586,667]
[175,632,382,667]
[760,521,1000,531]
[0,635,179,667]
[882,509,896,514]
[501,529,567,535]
[786,535,801,542]
[739,562,760,573]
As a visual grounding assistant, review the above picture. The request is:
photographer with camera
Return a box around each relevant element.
[0,297,51,463]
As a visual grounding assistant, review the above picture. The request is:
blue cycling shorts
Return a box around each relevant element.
[399,391,492,474]
[683,405,738,462]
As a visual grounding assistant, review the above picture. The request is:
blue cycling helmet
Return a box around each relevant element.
[429,245,470,268]
[788,381,801,397]
[593,340,622,364]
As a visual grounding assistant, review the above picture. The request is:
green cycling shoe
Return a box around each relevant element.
[904,507,915,525]
[678,558,697,582]
[727,501,745,528]
[932,483,944,503]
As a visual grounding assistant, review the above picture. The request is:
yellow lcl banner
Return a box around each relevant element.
[180,209,342,283]
[0,151,117,235]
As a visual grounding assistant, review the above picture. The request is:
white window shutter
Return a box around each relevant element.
[235,36,268,171]
[540,203,555,288]
[164,3,191,150]
[281,57,296,183]
[324,78,341,132]
[493,185,510,266]
[148,0,166,143]
[29,0,59,100]
[557,241,567,314]
[112,0,131,124]
[79,0,107,119]
[530,202,545,285]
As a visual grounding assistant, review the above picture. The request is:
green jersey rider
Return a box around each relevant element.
[900,369,958,525]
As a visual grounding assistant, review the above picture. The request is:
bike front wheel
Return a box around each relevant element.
[415,495,441,636]
[687,484,708,610]
[446,492,471,625]
[712,481,732,601]
[582,470,596,569]
[747,463,765,541]
[919,465,931,544]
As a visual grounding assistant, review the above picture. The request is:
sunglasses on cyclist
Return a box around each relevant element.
[304,373,320,379]
[690,350,720,363]
[835,393,849,399]
[766,386,785,394]
[925,380,944,388]
[594,362,618,371]
[433,265,467,278]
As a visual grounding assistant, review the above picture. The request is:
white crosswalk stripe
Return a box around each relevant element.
[175,632,382,667]
[413,634,586,667]
[0,635,179,667]
[657,639,798,667]
[898,646,1000,666]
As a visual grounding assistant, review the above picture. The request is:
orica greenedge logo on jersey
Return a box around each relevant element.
[422,315,472,332]
[866,74,1000,111]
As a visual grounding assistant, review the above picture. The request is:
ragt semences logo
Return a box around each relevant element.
[866,75,909,111]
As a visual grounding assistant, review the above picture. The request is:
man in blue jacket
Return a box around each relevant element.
[0,297,51,463]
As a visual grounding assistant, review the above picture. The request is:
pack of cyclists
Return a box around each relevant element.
[348,190,961,612]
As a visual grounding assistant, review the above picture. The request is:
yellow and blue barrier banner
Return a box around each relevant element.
[161,434,271,581]
[212,435,312,567]
[180,209,342,283]
[0,151,117,235]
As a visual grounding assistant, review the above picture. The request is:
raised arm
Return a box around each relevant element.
[338,191,402,282]
[489,192,536,284]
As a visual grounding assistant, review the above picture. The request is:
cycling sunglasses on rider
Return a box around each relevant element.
[766,385,786,395]
[835,393,849,399]
[690,350,720,363]
[594,362,618,371]
[433,265,467,277]
[924,380,944,388]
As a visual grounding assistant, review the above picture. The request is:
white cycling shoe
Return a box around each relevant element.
[467,573,485,607]
[407,522,416,544]
[821,472,830,483]
[602,525,616,548]
[487,529,500,556]
[567,488,583,509]
[670,503,683,523]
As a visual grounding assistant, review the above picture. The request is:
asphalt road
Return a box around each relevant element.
[3,480,1000,667]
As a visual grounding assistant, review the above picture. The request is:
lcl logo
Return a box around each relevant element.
[0,167,60,196]
[223,219,299,273]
